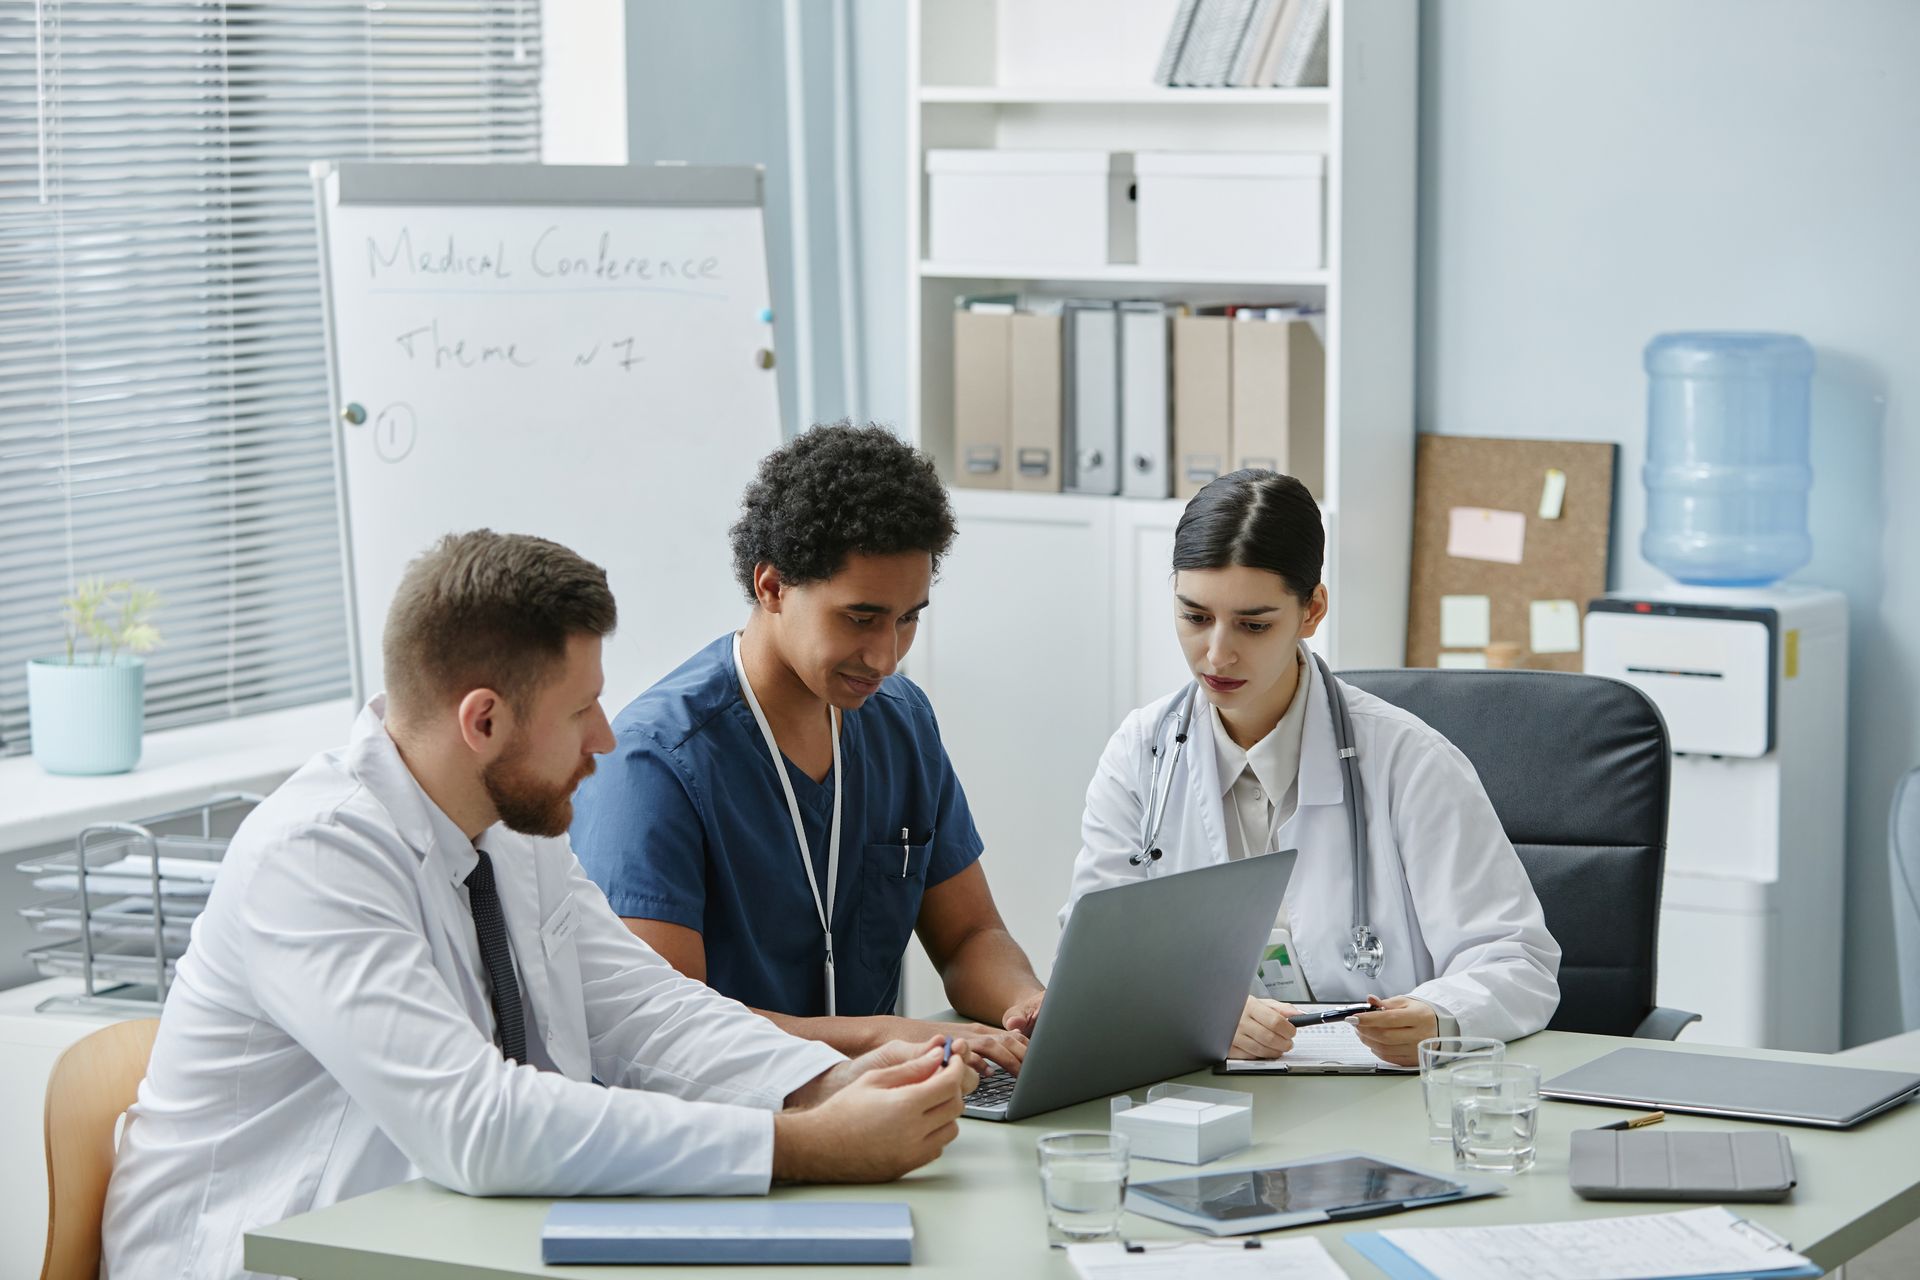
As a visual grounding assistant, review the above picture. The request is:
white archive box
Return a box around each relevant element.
[1135,151,1325,272]
[926,149,1135,268]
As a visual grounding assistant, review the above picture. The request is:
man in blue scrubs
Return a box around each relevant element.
[571,424,1043,1074]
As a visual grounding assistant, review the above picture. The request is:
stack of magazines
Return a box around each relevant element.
[1155,0,1330,89]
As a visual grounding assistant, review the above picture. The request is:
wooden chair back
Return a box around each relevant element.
[40,1018,159,1280]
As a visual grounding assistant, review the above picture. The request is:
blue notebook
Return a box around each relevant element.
[541,1201,912,1265]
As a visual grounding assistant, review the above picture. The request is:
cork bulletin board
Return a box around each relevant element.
[1406,436,1617,672]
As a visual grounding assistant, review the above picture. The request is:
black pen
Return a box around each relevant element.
[1287,1003,1374,1027]
[1597,1110,1665,1131]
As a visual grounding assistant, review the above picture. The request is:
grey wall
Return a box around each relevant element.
[1419,0,1920,1046]
[625,0,885,435]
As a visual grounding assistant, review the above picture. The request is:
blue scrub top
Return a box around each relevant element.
[570,633,984,1019]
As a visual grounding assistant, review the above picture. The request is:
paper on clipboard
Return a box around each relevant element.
[1220,1006,1417,1074]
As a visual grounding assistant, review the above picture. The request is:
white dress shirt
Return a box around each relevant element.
[102,698,844,1280]
[1209,652,1310,863]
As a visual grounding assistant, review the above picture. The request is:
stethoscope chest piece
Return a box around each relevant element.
[1343,923,1384,979]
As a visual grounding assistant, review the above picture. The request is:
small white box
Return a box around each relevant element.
[926,150,1135,269]
[1135,151,1325,272]
[1110,1083,1253,1165]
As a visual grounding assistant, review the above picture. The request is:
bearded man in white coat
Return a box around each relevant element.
[102,530,977,1280]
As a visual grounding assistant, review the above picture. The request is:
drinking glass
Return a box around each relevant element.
[1449,1061,1542,1174]
[1417,1036,1505,1142]
[1036,1131,1131,1242]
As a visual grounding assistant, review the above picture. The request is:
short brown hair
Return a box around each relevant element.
[382,530,616,718]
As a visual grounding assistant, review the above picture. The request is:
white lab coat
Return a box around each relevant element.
[1062,657,1561,1042]
[102,699,843,1280]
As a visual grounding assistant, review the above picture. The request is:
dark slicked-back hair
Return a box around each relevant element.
[729,421,956,601]
[1171,469,1324,604]
[382,529,616,717]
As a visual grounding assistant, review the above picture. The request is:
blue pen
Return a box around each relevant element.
[941,1036,952,1066]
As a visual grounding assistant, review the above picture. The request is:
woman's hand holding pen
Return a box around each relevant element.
[1349,995,1439,1067]
[1230,997,1301,1059]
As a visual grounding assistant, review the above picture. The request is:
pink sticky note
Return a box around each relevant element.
[1447,507,1527,565]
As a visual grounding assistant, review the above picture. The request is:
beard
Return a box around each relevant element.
[482,737,593,838]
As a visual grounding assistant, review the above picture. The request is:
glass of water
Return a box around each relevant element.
[1036,1131,1130,1243]
[1418,1036,1505,1143]
[1449,1062,1542,1174]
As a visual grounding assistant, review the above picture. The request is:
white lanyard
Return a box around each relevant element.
[732,633,842,1017]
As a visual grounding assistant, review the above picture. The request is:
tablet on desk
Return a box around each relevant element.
[1125,1150,1505,1236]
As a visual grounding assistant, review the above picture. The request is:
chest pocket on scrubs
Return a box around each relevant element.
[857,831,933,986]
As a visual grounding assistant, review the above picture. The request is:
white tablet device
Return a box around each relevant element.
[1124,1150,1506,1236]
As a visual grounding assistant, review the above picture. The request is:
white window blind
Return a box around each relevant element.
[0,1,542,756]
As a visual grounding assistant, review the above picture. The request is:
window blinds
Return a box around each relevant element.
[0,1,542,756]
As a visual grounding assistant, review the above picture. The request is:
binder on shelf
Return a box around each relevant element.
[1230,0,1289,88]
[1272,0,1330,87]
[1063,300,1121,495]
[1154,0,1205,85]
[1120,301,1175,499]
[1230,311,1325,496]
[1009,312,1064,493]
[953,307,1012,490]
[1173,314,1232,499]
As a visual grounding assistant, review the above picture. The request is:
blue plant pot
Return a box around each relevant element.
[27,656,147,775]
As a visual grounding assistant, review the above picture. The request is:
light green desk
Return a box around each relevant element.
[245,1032,1920,1278]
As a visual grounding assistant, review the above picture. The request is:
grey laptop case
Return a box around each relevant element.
[964,850,1295,1122]
[1541,1047,1920,1129]
[1570,1130,1797,1202]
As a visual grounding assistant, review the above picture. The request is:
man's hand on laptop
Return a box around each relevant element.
[857,1017,1026,1077]
[1001,988,1044,1038]
[1231,997,1301,1059]
[773,1037,977,1183]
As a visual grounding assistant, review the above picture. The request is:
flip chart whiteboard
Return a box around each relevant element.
[315,163,781,706]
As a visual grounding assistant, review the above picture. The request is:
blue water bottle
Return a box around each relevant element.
[1641,332,1814,586]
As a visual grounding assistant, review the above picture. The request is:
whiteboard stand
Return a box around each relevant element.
[312,162,783,709]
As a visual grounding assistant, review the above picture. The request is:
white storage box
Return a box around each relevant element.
[1110,1083,1253,1165]
[927,150,1135,268]
[1135,151,1325,272]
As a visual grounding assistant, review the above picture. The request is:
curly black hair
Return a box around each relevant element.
[730,421,957,601]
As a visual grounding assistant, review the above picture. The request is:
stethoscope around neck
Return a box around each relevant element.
[1130,650,1384,980]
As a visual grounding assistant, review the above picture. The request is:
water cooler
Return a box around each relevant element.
[1584,585,1848,1050]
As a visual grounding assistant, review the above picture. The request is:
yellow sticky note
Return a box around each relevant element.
[1529,599,1581,654]
[1439,595,1492,649]
[1539,469,1567,520]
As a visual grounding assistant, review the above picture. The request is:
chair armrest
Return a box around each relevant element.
[1633,1006,1702,1040]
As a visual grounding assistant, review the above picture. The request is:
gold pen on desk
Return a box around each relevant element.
[1597,1110,1666,1131]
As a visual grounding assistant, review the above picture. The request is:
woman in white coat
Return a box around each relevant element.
[1061,471,1560,1066]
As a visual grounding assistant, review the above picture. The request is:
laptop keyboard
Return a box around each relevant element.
[964,1070,1018,1109]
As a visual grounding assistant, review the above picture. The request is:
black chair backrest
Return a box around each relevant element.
[1339,668,1671,1037]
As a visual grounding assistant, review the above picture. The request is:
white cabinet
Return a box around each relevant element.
[899,0,1418,1013]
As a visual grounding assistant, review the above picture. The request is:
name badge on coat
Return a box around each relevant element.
[1255,925,1311,1002]
[541,895,580,959]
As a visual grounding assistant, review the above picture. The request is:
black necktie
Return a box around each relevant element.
[464,848,527,1064]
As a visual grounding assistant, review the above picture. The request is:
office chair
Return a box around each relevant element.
[1341,668,1699,1040]
[40,1018,158,1280]
[1893,766,1920,1033]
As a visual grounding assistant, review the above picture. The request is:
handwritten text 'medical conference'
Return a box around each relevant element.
[366,228,722,285]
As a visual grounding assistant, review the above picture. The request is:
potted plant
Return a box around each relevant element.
[27,578,163,775]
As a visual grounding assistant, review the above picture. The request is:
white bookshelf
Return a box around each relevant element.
[899,0,1417,1007]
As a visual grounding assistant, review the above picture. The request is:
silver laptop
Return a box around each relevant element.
[962,850,1296,1122]
[1541,1046,1920,1129]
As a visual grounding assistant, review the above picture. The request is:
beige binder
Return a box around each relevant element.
[1008,312,1063,492]
[953,309,1012,489]
[1229,317,1324,497]
[1173,315,1231,499]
